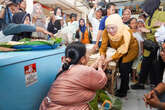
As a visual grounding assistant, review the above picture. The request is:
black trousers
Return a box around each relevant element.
[139,55,165,86]
[119,59,132,94]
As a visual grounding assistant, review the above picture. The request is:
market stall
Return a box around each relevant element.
[0,45,65,110]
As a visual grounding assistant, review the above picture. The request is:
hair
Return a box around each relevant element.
[55,42,86,80]
[70,13,77,19]
[128,17,137,29]
[139,13,147,19]
[141,0,160,26]
[79,18,85,26]
[54,7,62,16]
[122,8,132,15]
[12,12,31,24]
[106,3,116,10]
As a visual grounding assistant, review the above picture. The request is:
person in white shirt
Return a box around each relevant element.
[67,13,79,43]
[88,4,102,44]
[144,43,165,110]
[129,18,144,82]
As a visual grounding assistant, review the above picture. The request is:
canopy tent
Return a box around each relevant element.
[34,0,89,17]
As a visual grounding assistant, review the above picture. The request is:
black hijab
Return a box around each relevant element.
[142,0,160,26]
[12,12,32,41]
[12,12,31,24]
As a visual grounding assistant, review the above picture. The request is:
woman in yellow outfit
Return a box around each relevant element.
[131,0,165,90]
[98,14,139,97]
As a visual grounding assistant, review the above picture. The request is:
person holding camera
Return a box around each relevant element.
[131,0,165,89]
[0,0,18,30]
[144,43,165,110]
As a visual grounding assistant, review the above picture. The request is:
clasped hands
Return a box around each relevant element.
[91,55,112,70]
[143,90,163,109]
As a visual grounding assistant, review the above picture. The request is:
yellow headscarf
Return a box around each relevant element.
[105,14,131,54]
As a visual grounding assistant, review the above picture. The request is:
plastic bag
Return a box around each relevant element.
[155,25,165,42]
[89,90,122,110]
[0,31,13,42]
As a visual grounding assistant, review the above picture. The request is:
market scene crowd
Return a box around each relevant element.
[1,0,165,110]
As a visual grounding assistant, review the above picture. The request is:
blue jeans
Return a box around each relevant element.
[158,93,165,110]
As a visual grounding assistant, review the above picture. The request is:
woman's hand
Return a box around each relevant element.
[103,57,113,70]
[36,27,54,38]
[139,27,150,33]
[43,29,54,37]
[93,44,99,51]
[98,55,105,69]
[154,21,164,27]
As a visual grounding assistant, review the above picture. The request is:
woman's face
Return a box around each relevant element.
[20,0,26,11]
[106,24,118,36]
[122,10,131,22]
[24,16,30,25]
[80,20,85,27]
[56,8,62,16]
[137,22,144,28]
[130,19,137,29]
[107,5,116,16]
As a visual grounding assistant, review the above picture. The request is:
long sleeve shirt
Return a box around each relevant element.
[88,8,101,41]
[40,65,107,110]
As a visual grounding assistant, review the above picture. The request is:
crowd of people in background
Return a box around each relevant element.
[1,0,165,109]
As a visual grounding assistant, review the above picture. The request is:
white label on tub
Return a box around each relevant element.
[24,63,38,87]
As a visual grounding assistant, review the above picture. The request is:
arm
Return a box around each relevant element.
[87,67,107,90]
[110,30,131,62]
[154,83,165,95]
[3,24,53,37]
[36,26,53,37]
[96,30,103,45]
[3,24,36,35]
[144,90,165,110]
[88,8,95,24]
[93,17,105,49]
[0,7,5,19]
[99,30,108,57]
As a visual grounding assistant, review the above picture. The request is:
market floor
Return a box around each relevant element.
[121,84,157,110]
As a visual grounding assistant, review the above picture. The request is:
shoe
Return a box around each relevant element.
[115,89,121,96]
[127,86,130,91]
[115,93,127,98]
[131,83,145,90]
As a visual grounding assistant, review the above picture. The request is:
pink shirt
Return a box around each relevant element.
[40,65,107,110]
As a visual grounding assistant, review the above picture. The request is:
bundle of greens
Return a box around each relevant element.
[0,38,63,51]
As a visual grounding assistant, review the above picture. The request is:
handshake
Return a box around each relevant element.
[91,55,113,70]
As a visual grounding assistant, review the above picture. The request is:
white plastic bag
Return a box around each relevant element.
[155,25,165,42]
[0,31,13,42]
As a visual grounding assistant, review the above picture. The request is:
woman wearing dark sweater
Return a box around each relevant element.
[3,12,53,41]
